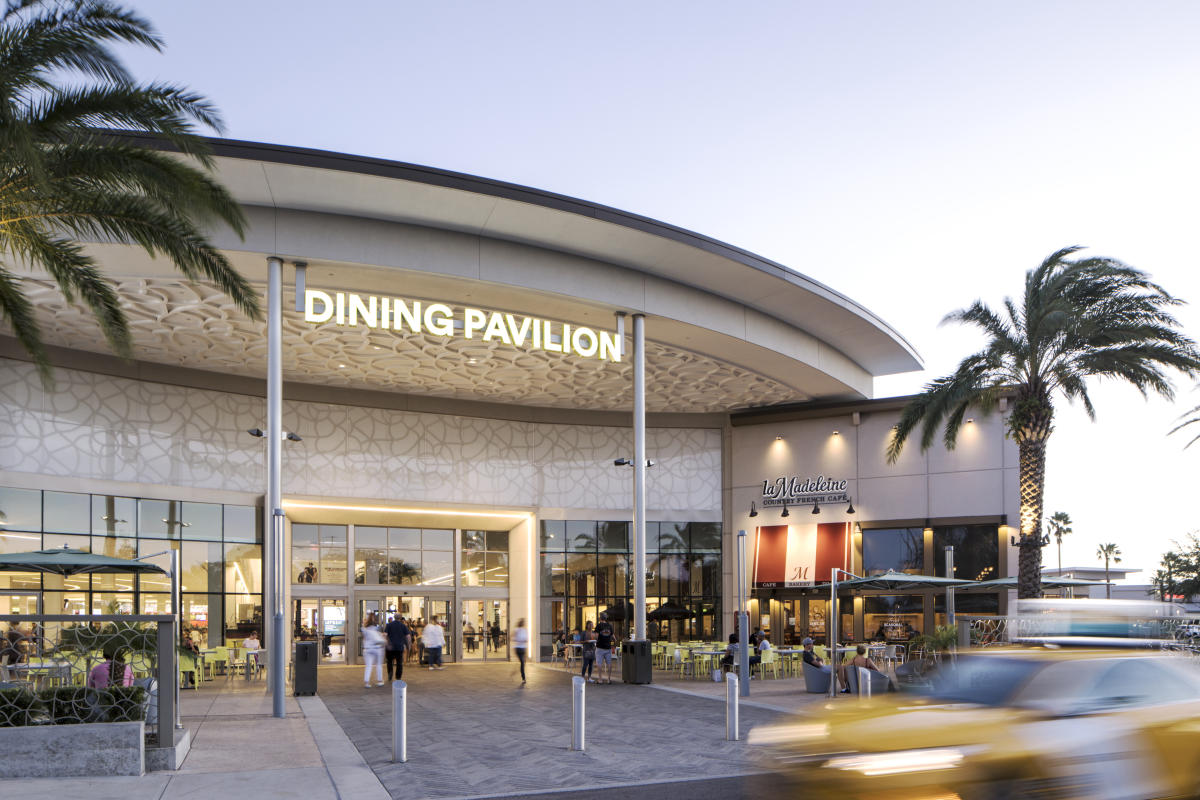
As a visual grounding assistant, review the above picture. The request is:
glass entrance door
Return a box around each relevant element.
[293,598,346,664]
[461,599,508,661]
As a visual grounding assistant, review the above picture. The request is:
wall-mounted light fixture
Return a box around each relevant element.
[780,504,790,518]
[811,501,820,515]
[846,500,855,515]
[249,428,303,442]
[775,435,783,441]
[748,502,758,518]
[965,418,974,424]
[832,430,840,436]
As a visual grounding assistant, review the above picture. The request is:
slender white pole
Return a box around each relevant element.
[266,256,285,719]
[571,675,586,751]
[737,530,749,697]
[726,672,739,740]
[829,568,838,697]
[171,548,181,728]
[632,314,647,643]
[392,680,407,762]
[945,546,956,626]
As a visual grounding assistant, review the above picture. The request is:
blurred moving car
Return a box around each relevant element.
[754,648,1200,800]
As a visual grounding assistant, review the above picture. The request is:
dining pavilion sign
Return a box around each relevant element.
[303,289,623,363]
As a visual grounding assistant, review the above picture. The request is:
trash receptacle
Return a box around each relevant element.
[294,640,318,696]
[621,640,652,684]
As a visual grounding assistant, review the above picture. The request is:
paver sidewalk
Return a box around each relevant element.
[317,661,792,799]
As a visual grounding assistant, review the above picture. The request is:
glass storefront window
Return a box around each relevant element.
[92,536,137,591]
[934,525,999,582]
[808,598,828,644]
[318,525,347,584]
[541,553,566,595]
[0,487,41,532]
[861,527,924,575]
[224,543,262,594]
[658,555,689,597]
[596,553,628,597]
[43,491,90,534]
[182,502,223,541]
[223,505,262,543]
[354,526,388,585]
[391,550,422,584]
[483,552,508,587]
[138,592,172,615]
[92,495,136,537]
[864,594,924,641]
[422,529,453,550]
[389,528,421,548]
[138,499,183,538]
[597,522,627,552]
[225,592,262,643]
[0,532,42,590]
[180,541,223,593]
[657,523,689,552]
[566,521,595,551]
[690,523,722,553]
[934,592,999,628]
[422,551,453,587]
[461,529,509,588]
[540,520,565,551]
[138,540,178,591]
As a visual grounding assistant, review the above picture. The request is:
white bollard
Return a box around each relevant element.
[392,680,407,762]
[571,675,586,751]
[726,672,739,741]
[857,667,871,698]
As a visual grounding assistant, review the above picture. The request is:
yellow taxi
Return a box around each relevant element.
[754,647,1200,800]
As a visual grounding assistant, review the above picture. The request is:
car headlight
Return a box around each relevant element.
[748,722,830,745]
[823,747,968,776]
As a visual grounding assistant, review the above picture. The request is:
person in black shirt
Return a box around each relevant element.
[384,614,411,681]
[594,612,616,684]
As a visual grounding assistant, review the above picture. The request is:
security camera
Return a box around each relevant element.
[613,458,632,466]
[285,432,303,442]
[646,459,656,467]
[247,428,264,438]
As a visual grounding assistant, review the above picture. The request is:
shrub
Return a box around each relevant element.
[105,686,147,722]
[0,687,45,727]
[38,687,96,724]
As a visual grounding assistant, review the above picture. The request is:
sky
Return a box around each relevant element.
[119,1,1200,582]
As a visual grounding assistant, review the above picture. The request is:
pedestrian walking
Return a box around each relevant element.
[579,620,596,682]
[513,618,529,684]
[490,621,502,652]
[385,612,411,681]
[594,612,616,684]
[361,612,385,687]
[423,616,446,670]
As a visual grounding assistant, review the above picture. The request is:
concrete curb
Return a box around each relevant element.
[298,694,390,800]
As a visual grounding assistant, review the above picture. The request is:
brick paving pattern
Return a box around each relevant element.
[316,661,793,799]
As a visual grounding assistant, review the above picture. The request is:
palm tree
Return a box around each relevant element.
[1169,392,1200,448]
[1046,511,1073,580]
[887,247,1200,599]
[0,0,260,385]
[1096,543,1122,600]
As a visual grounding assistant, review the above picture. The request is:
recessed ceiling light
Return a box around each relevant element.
[372,345,382,351]
[466,358,478,365]
[338,363,346,369]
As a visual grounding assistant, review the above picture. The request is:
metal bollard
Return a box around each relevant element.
[726,672,739,741]
[392,680,407,762]
[571,675,586,751]
[857,667,871,698]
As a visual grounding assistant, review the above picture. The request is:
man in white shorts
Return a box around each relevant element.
[594,611,616,684]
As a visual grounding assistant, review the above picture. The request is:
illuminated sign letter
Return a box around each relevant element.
[304,289,334,323]
[483,312,512,344]
[572,326,599,358]
[425,303,454,336]
[543,320,562,352]
[348,294,377,328]
[335,292,345,325]
[464,308,487,339]
[393,299,421,333]
[506,314,532,346]
[599,331,621,363]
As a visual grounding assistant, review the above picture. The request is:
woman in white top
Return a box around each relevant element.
[513,619,529,684]
[361,612,385,687]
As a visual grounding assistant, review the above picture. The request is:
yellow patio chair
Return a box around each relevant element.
[759,649,780,679]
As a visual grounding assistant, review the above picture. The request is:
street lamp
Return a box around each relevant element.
[737,529,749,697]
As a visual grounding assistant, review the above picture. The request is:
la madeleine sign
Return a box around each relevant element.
[303,289,623,363]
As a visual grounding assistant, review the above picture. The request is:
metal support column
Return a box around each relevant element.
[632,313,647,642]
[266,255,285,719]
[945,546,956,627]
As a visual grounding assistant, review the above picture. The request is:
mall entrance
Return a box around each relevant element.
[460,598,508,661]
[358,594,453,661]
[293,597,347,663]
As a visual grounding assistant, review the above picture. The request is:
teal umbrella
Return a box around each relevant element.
[959,575,1101,590]
[0,547,167,576]
[810,570,973,591]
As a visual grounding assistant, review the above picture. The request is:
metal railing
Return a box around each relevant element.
[0,615,175,746]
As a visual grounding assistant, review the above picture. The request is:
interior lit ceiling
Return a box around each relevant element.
[22,277,801,413]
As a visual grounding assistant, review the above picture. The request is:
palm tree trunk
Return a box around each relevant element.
[1105,557,1111,600]
[1016,440,1047,599]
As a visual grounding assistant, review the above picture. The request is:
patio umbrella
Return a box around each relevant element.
[0,547,167,577]
[810,570,973,591]
[959,575,1102,590]
[647,600,696,621]
[602,600,632,621]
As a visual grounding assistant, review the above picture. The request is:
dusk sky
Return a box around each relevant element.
[122,1,1200,582]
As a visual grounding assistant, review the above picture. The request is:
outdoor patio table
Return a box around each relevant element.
[8,661,70,688]
[199,648,217,680]
[692,649,724,680]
